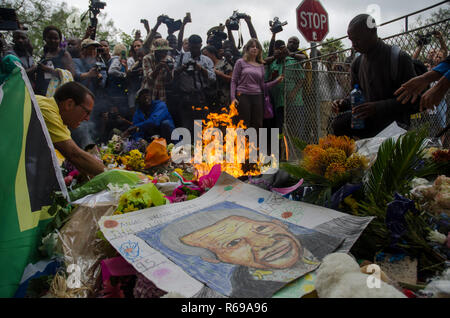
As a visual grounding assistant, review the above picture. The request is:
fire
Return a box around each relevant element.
[194,102,263,179]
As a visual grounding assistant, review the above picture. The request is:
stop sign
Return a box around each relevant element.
[296,0,329,43]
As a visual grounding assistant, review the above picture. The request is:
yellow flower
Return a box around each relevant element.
[324,162,346,182]
[102,154,116,165]
[345,154,369,170]
[131,188,144,199]
[321,148,347,167]
[319,135,355,157]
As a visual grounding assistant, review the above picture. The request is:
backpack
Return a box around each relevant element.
[390,45,428,81]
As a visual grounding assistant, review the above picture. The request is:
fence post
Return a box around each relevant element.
[311,42,320,143]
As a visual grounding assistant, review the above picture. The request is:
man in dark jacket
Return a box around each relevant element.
[124,88,175,142]
[331,14,419,139]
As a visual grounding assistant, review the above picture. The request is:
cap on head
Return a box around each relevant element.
[152,38,172,51]
[81,38,101,49]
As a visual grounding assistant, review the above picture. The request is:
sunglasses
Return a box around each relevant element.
[77,103,92,117]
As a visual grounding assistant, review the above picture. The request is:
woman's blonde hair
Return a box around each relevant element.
[112,43,127,57]
[243,38,264,65]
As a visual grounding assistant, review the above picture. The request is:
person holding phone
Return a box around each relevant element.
[35,25,75,95]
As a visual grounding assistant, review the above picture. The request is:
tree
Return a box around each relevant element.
[262,40,270,59]
[318,37,346,63]
[319,37,345,57]
[3,0,123,58]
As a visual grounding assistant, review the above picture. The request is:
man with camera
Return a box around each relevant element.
[72,38,107,147]
[225,12,257,62]
[266,40,305,133]
[142,38,175,103]
[174,34,216,135]
[413,30,448,70]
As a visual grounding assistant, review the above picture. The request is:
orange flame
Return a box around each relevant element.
[194,102,261,178]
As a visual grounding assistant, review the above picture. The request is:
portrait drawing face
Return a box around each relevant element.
[180,215,303,270]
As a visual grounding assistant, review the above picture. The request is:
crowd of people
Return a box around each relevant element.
[3,11,449,178]
[5,14,303,149]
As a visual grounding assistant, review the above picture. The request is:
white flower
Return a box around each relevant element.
[107,183,132,200]
[428,230,447,245]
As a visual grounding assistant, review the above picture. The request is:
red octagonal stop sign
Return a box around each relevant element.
[297,0,329,43]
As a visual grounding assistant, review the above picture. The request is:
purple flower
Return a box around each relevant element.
[386,193,418,252]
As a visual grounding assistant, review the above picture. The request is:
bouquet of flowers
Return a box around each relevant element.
[281,135,369,205]
[115,183,168,215]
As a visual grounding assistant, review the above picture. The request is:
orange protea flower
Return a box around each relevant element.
[302,146,327,175]
[319,135,355,157]
[345,153,369,170]
[321,147,347,167]
[324,162,346,182]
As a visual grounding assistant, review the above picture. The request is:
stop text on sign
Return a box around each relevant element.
[299,11,327,30]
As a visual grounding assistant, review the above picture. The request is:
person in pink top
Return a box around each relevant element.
[231,39,284,130]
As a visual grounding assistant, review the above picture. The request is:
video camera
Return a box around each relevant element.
[186,58,197,73]
[416,32,433,46]
[269,17,288,34]
[228,10,247,31]
[91,0,106,10]
[160,15,183,34]
[95,61,106,72]
[207,25,227,50]
[88,0,107,40]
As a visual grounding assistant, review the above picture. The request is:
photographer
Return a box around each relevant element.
[142,38,175,103]
[225,12,257,60]
[98,39,112,68]
[413,30,448,69]
[174,34,216,135]
[72,38,107,147]
[128,38,144,69]
[167,34,180,58]
[143,15,165,52]
[203,45,233,110]
[207,25,228,50]
[266,40,304,133]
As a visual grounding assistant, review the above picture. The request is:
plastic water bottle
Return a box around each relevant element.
[351,84,365,130]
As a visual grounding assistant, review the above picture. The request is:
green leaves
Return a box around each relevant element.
[363,127,443,207]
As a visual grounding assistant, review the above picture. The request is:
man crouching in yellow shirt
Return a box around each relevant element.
[36,82,106,176]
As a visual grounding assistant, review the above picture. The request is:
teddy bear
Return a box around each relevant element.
[315,253,406,298]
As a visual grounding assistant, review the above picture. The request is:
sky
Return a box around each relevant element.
[56,0,448,49]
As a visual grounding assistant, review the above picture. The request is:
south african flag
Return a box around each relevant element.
[0,55,67,297]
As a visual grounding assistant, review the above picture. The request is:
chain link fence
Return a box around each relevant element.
[283,18,449,161]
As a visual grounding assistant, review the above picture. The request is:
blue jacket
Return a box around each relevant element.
[433,58,450,81]
[132,100,175,140]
